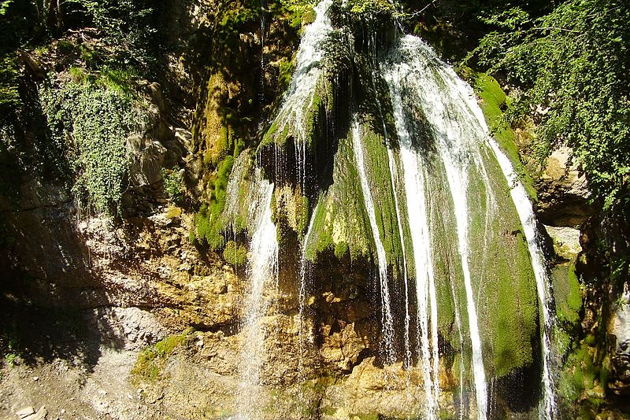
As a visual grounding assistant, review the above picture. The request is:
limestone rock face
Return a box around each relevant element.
[545,225,582,261]
[537,147,594,227]
[609,290,630,396]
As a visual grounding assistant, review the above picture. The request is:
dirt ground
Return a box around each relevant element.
[0,346,157,420]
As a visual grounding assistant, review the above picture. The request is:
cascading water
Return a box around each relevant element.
[351,119,396,363]
[272,0,333,191]
[267,0,334,374]
[387,148,413,370]
[234,172,278,420]
[487,143,557,419]
[382,33,557,419]
[231,3,557,418]
[384,69,440,419]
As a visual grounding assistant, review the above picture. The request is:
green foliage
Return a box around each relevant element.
[0,1,12,16]
[280,0,316,28]
[161,167,185,205]
[470,0,629,210]
[347,0,396,15]
[65,0,156,70]
[278,57,296,91]
[39,77,147,214]
[3,353,17,367]
[0,56,19,110]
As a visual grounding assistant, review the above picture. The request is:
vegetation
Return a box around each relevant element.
[466,0,629,211]
[131,332,189,384]
[192,155,235,249]
[467,69,538,200]
[0,0,159,116]
[223,240,248,266]
[161,167,185,205]
[39,77,147,213]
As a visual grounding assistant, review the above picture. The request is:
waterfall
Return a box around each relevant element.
[382,33,557,419]
[234,172,278,419]
[443,155,488,420]
[272,0,333,191]
[487,143,557,419]
[240,4,556,417]
[387,148,413,370]
[383,35,493,419]
[351,119,396,364]
[384,71,440,419]
[297,205,319,373]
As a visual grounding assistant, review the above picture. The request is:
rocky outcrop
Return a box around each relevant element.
[609,289,630,397]
[536,146,594,227]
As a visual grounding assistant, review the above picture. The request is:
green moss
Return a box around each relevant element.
[552,260,583,325]
[131,332,189,384]
[471,71,537,201]
[223,240,247,266]
[261,77,333,149]
[194,155,235,249]
[68,66,88,84]
[559,341,600,403]
[467,143,539,378]
[161,167,185,205]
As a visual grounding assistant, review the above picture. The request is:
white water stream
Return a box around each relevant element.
[383,33,556,419]
[273,0,334,191]
[351,119,396,364]
[234,173,278,420]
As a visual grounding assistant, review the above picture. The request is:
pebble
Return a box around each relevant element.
[22,406,47,420]
[15,406,35,418]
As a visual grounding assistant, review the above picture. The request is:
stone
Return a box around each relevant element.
[609,289,630,396]
[537,146,594,227]
[544,225,582,260]
[23,406,47,420]
[15,407,35,418]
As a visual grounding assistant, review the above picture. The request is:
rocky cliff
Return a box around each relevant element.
[0,1,628,420]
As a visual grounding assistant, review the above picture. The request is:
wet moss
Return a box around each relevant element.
[223,240,248,266]
[193,155,235,249]
[305,132,371,261]
[194,73,235,167]
[304,120,407,268]
[552,260,583,325]
[468,144,539,378]
[471,71,537,202]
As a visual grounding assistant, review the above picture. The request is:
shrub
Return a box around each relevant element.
[161,167,185,205]
[39,77,148,214]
